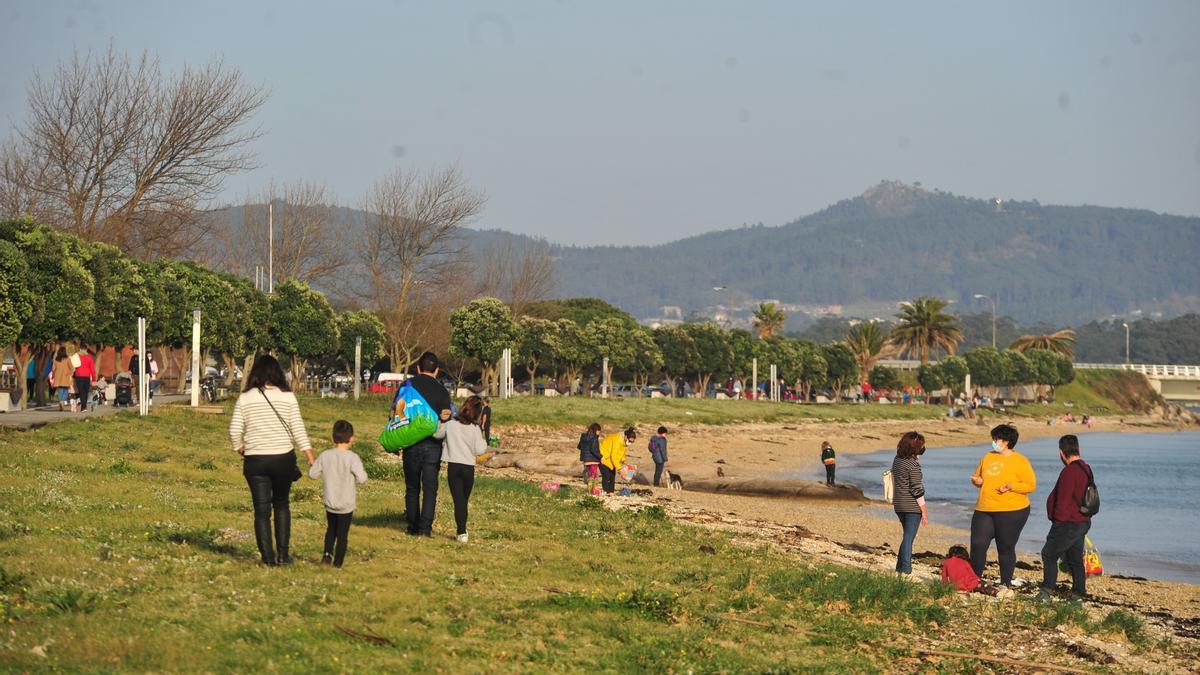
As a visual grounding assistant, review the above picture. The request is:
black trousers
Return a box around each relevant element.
[402,440,441,535]
[243,453,296,564]
[970,507,1030,586]
[1040,520,1091,595]
[324,511,353,566]
[599,464,616,494]
[653,461,665,487]
[73,376,91,410]
[825,463,836,485]
[447,463,476,535]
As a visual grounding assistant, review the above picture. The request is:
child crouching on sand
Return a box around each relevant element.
[940,545,980,593]
[309,420,368,567]
[434,395,491,542]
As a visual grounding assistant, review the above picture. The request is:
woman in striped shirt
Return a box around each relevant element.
[229,356,314,566]
[891,431,928,574]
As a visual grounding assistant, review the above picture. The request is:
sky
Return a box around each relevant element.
[1,1,1198,246]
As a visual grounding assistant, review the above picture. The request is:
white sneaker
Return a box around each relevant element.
[456,533,469,543]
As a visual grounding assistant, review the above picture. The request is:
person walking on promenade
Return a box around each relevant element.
[891,432,928,574]
[1037,434,1096,601]
[401,351,453,537]
[969,424,1036,587]
[229,355,315,566]
[648,426,669,487]
[73,346,96,413]
[820,441,837,486]
[434,395,491,542]
[51,346,74,411]
[599,427,637,494]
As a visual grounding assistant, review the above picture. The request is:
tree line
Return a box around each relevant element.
[0,218,388,409]
[445,296,1075,400]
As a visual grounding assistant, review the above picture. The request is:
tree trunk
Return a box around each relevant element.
[174,347,191,394]
[13,345,32,411]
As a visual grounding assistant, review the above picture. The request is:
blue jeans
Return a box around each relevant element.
[896,512,922,573]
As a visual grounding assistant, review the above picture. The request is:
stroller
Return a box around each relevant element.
[113,371,134,407]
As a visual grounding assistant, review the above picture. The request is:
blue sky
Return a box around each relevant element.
[2,1,1197,245]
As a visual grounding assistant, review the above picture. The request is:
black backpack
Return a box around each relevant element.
[1078,464,1100,516]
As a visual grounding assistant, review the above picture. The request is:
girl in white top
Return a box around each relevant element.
[433,395,490,542]
[228,355,314,566]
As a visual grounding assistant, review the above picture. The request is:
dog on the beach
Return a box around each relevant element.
[668,472,683,490]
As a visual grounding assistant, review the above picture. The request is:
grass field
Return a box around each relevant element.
[0,400,1166,671]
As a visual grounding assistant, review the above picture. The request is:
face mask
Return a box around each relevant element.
[990,440,1001,452]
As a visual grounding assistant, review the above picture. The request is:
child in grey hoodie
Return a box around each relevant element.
[309,420,368,567]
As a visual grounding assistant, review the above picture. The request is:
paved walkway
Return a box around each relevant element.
[0,394,189,430]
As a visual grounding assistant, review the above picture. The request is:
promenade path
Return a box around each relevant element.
[0,394,188,430]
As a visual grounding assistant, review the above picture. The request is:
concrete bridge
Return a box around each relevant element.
[1074,363,1200,404]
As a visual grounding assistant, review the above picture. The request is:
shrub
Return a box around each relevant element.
[108,459,135,475]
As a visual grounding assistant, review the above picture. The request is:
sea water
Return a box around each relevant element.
[830,431,1200,584]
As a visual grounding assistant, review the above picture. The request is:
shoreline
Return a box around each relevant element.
[487,413,1200,644]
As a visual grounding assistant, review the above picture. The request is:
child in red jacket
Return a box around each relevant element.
[941,545,981,593]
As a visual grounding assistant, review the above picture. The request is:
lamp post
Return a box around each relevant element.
[1122,322,1130,365]
[190,308,201,407]
[973,294,996,348]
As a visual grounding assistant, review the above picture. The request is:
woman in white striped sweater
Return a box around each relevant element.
[891,431,928,575]
[229,356,315,566]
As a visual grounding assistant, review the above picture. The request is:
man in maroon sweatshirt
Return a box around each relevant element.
[1037,434,1094,601]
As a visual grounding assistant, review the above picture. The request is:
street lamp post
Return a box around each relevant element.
[1122,322,1130,365]
[973,294,997,348]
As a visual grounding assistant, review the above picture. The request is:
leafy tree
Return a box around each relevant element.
[936,355,970,396]
[270,279,338,389]
[628,329,664,394]
[726,328,756,379]
[0,238,33,401]
[752,302,786,339]
[791,342,828,401]
[868,365,902,392]
[890,296,963,362]
[448,297,519,392]
[81,241,153,351]
[220,273,273,379]
[525,297,638,330]
[822,342,860,398]
[844,322,892,384]
[653,325,699,397]
[964,347,1007,388]
[8,224,95,408]
[1001,349,1036,386]
[1010,329,1077,358]
[916,363,944,396]
[554,319,592,394]
[335,310,387,379]
[584,318,636,395]
[514,316,560,384]
[681,322,732,395]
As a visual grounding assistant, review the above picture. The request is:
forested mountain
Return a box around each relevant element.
[537,182,1199,324]
[205,181,1199,325]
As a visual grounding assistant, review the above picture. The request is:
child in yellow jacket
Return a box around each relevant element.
[599,427,637,494]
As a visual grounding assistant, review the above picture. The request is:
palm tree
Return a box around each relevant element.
[751,302,786,339]
[889,296,963,363]
[844,322,893,380]
[1009,329,1077,358]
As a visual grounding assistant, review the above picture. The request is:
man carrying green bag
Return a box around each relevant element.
[381,351,453,536]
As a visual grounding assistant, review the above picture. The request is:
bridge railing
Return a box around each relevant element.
[1074,363,1200,377]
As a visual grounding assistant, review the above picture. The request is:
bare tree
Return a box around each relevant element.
[356,165,486,371]
[6,46,266,256]
[476,239,557,317]
[203,180,346,286]
[0,140,49,218]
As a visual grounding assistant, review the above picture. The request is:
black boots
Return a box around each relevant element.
[274,504,292,565]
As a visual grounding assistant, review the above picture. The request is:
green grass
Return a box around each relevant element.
[0,398,1168,671]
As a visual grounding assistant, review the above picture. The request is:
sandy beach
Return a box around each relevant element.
[485,412,1200,650]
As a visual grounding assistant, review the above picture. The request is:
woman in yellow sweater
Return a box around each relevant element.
[969,424,1036,587]
[599,428,637,494]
